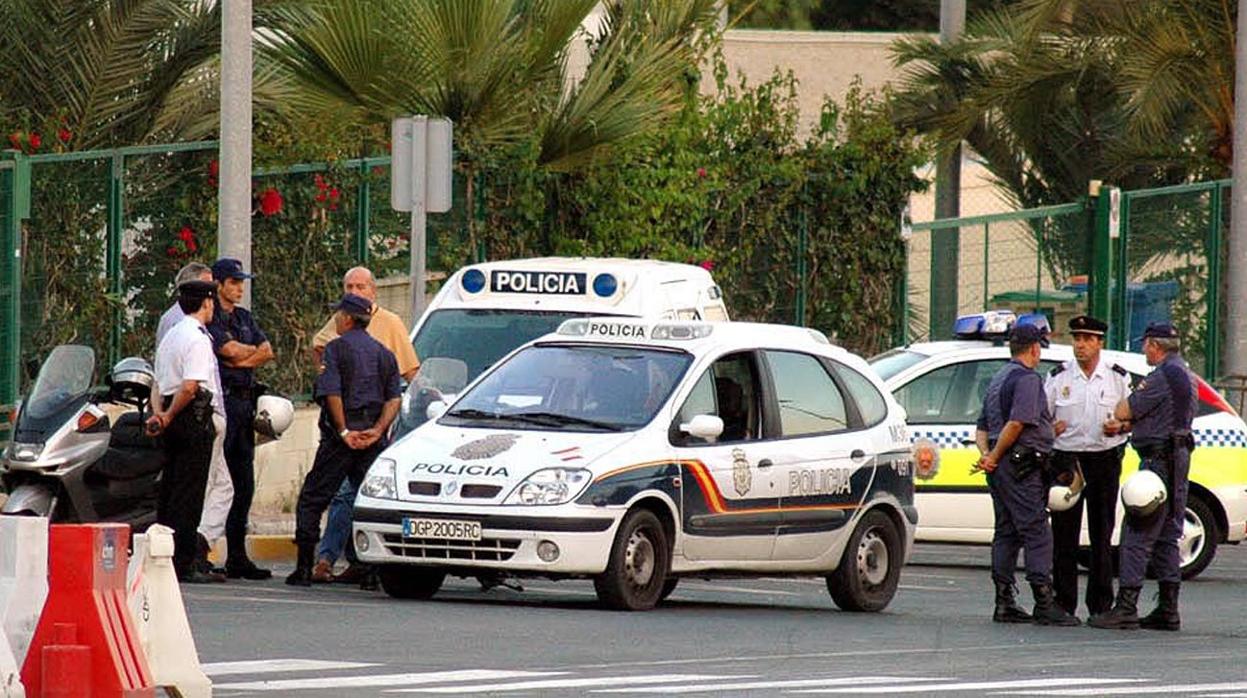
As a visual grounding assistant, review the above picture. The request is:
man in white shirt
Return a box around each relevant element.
[156,262,214,346]
[1044,315,1132,617]
[148,280,226,584]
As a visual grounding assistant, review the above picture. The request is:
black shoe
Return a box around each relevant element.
[285,568,312,587]
[180,569,227,585]
[359,570,379,592]
[992,581,1032,624]
[195,534,214,574]
[1031,582,1080,626]
[1088,587,1141,630]
[1139,582,1180,631]
[332,563,370,585]
[226,559,273,580]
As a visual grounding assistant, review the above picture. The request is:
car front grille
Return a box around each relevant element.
[382,533,521,562]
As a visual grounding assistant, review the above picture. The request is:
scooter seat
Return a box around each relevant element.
[110,411,160,449]
[92,445,167,480]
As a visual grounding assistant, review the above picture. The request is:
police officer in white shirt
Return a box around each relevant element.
[148,280,227,584]
[1044,315,1132,617]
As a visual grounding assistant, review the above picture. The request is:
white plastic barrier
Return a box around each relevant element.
[0,515,48,697]
[0,629,21,698]
[126,525,213,698]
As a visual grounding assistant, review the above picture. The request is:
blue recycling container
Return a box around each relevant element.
[1062,280,1180,351]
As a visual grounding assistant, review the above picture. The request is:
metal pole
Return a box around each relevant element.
[220,0,253,306]
[409,117,429,323]
[1226,0,1247,375]
[982,223,989,311]
[931,0,966,338]
[356,159,371,264]
[1207,186,1224,377]
[106,154,124,369]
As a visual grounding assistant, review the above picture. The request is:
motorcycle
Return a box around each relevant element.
[1,344,293,525]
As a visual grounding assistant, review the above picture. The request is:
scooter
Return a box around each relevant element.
[1,344,293,525]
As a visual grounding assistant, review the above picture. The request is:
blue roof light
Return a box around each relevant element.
[462,268,486,293]
[1014,312,1051,335]
[953,310,1016,339]
[592,273,618,297]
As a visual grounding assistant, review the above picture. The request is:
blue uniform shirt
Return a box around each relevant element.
[1128,353,1196,445]
[977,359,1055,453]
[315,327,401,429]
[207,304,269,390]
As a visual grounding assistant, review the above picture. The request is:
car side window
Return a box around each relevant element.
[894,363,958,424]
[958,360,1009,422]
[833,362,888,428]
[672,352,761,446]
[765,350,849,436]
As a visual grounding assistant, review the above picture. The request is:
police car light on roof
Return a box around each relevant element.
[953,309,1051,341]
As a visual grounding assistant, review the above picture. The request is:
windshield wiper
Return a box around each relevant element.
[508,411,624,432]
[444,408,504,420]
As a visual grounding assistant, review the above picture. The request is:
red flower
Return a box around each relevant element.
[329,187,340,203]
[166,246,178,258]
[187,239,197,253]
[7,133,19,149]
[315,192,327,203]
[208,160,219,178]
[178,227,194,242]
[27,133,40,150]
[314,174,327,190]
[697,167,707,178]
[57,128,71,144]
[258,187,283,216]
[329,203,338,211]
[699,260,715,271]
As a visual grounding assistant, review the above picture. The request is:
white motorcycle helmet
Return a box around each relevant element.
[1121,469,1168,521]
[254,395,295,444]
[1048,465,1085,512]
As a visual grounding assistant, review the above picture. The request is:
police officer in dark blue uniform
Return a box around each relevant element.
[1090,322,1196,631]
[207,258,275,580]
[975,323,1079,626]
[286,293,402,586]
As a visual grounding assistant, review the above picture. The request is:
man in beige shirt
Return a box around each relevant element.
[311,266,419,585]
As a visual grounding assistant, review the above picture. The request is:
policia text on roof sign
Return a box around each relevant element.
[491,271,588,295]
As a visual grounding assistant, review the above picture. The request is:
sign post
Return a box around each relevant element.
[391,116,453,324]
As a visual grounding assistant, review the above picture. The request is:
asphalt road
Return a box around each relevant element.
[186,543,1247,697]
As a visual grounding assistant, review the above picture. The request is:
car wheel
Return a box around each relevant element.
[659,577,679,602]
[827,509,902,612]
[1179,495,1218,580]
[594,509,670,611]
[378,565,446,600]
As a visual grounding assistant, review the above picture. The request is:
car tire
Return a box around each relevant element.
[1179,495,1218,580]
[594,509,670,611]
[659,577,679,603]
[378,565,446,600]
[827,509,902,613]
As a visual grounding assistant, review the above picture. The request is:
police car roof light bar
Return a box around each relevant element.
[651,323,712,340]
[953,310,1016,340]
[1014,312,1052,335]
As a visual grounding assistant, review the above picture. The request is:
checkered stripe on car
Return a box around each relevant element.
[1195,428,1247,448]
[910,429,975,448]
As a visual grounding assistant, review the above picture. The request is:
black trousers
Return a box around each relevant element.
[223,393,257,563]
[157,407,216,578]
[1050,446,1123,615]
[294,431,385,551]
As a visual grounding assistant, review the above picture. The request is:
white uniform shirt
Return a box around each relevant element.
[155,302,185,347]
[1044,357,1132,452]
[154,315,225,419]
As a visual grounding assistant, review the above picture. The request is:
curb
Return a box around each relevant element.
[207,535,297,564]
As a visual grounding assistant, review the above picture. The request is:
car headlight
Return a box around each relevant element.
[360,457,398,499]
[504,468,593,506]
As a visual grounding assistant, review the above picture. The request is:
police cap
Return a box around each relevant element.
[1010,323,1049,348]
[1068,314,1107,337]
[211,257,254,281]
[332,293,372,316]
[1142,321,1179,339]
[177,280,217,301]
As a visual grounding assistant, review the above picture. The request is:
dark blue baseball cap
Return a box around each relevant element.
[332,293,372,316]
[1142,321,1179,339]
[1010,323,1050,348]
[212,257,254,281]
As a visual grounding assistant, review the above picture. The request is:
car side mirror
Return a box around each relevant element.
[426,400,448,421]
[679,414,724,441]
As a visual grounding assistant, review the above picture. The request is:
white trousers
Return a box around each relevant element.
[197,414,234,543]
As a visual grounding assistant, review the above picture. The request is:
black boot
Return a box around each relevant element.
[1088,586,1140,630]
[1139,582,1180,631]
[993,581,1032,623]
[195,533,213,574]
[285,543,314,587]
[1031,582,1080,626]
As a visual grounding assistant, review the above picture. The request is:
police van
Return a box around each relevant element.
[392,258,729,439]
[354,318,916,611]
[870,311,1247,579]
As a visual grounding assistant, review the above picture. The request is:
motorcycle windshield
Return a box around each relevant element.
[17,346,96,439]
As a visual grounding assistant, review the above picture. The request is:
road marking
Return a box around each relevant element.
[793,677,1150,694]
[387,674,751,694]
[897,584,959,592]
[190,595,379,607]
[678,581,801,597]
[592,675,943,693]
[202,659,381,676]
[214,669,565,691]
[1004,681,1247,696]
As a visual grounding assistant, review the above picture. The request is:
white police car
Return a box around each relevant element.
[870,311,1247,579]
[355,318,916,611]
[393,258,729,439]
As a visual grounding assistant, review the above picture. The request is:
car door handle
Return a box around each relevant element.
[850,449,867,461]
[757,459,773,469]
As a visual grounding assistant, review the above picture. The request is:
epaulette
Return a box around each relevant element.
[1111,363,1128,376]
[1049,364,1066,377]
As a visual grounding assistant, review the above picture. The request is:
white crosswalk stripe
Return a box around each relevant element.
[202,659,381,676]
[1006,682,1247,696]
[592,676,944,694]
[792,678,1151,694]
[387,674,754,694]
[214,669,565,691]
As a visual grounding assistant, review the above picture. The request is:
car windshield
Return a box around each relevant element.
[868,348,929,381]
[25,345,95,419]
[413,309,613,387]
[442,344,692,432]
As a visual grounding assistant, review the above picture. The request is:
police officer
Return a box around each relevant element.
[286,293,402,586]
[147,280,224,583]
[975,323,1078,626]
[1044,315,1132,616]
[207,258,275,580]
[1090,322,1196,631]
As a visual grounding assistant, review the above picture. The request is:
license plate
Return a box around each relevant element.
[402,517,482,541]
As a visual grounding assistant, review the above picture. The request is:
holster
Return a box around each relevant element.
[1008,448,1050,481]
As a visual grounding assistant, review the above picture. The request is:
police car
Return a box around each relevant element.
[354,318,916,611]
[393,258,729,439]
[870,311,1247,579]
